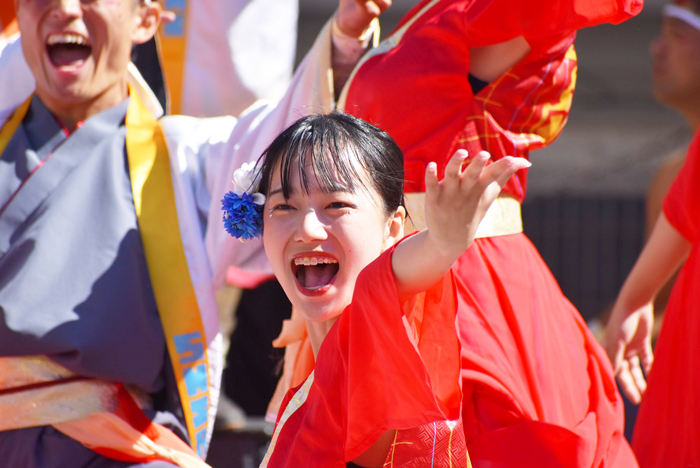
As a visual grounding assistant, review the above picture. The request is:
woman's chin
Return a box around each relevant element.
[293,293,347,324]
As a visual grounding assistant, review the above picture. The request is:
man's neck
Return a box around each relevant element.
[35,82,129,132]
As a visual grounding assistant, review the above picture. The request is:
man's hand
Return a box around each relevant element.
[337,0,392,38]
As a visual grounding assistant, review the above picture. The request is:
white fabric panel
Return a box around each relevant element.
[181,0,299,117]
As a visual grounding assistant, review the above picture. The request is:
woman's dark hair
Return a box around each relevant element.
[257,112,405,217]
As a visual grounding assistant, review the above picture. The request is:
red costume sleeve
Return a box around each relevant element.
[663,130,700,242]
[344,0,642,199]
[328,243,461,461]
[399,0,642,43]
[265,241,462,466]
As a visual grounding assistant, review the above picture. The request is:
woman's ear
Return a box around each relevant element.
[132,1,162,45]
[382,206,406,250]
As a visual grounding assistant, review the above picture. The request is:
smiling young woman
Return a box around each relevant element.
[226,112,528,467]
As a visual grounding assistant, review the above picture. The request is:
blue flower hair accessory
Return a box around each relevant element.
[221,162,266,242]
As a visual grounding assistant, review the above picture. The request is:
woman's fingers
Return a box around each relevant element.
[444,149,469,181]
[641,340,654,375]
[428,152,529,203]
[476,156,531,195]
[609,339,626,375]
[617,359,642,404]
[459,150,490,186]
[628,355,648,397]
[424,162,440,204]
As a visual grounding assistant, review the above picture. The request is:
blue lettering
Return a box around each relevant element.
[161,0,186,37]
[190,395,208,429]
[173,332,204,365]
[165,0,185,9]
[194,428,207,458]
[163,17,185,37]
[184,363,208,398]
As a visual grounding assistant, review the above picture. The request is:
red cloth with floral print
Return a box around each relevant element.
[341,0,642,466]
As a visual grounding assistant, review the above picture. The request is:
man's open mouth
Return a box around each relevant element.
[292,256,339,291]
[46,33,91,68]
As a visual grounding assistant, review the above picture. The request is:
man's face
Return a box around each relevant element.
[650,15,700,109]
[15,0,149,115]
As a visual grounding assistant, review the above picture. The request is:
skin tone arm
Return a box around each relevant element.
[392,150,530,299]
[603,213,691,404]
[469,36,531,83]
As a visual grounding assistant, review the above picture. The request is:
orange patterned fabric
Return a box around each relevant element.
[385,419,471,468]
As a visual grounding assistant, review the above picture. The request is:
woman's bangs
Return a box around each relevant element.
[278,122,368,197]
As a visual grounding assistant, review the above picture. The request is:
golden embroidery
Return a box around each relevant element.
[259,372,315,468]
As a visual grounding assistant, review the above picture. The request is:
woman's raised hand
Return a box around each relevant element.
[424,150,530,260]
[392,149,528,301]
[337,0,392,38]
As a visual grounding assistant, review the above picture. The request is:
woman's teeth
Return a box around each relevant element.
[293,257,338,266]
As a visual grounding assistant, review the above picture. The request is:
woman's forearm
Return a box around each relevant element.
[615,213,691,314]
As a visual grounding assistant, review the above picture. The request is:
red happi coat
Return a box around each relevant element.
[261,244,470,467]
[339,0,642,466]
[632,130,700,467]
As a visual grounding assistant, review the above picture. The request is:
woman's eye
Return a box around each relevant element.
[270,203,294,213]
[327,202,356,210]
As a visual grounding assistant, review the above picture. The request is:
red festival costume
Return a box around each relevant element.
[338,0,642,467]
[262,245,470,467]
[632,131,700,467]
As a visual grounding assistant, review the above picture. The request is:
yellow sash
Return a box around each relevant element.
[125,86,211,457]
[0,96,31,155]
[158,0,190,114]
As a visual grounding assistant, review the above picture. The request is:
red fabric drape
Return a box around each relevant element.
[632,130,700,466]
[265,244,465,467]
[341,1,642,466]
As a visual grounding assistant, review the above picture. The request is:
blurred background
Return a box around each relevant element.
[206,1,689,466]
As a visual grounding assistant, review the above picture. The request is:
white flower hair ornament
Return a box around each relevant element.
[221,162,266,242]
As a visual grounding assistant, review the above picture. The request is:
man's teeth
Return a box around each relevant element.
[293,257,338,266]
[47,34,88,46]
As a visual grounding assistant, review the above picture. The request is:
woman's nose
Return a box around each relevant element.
[294,209,328,243]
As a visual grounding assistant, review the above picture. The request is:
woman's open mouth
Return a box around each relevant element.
[46,33,92,68]
[292,255,339,295]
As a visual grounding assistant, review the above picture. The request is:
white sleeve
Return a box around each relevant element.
[171,18,335,291]
[0,34,35,125]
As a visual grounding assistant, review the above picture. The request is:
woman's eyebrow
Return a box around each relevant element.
[268,187,290,197]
